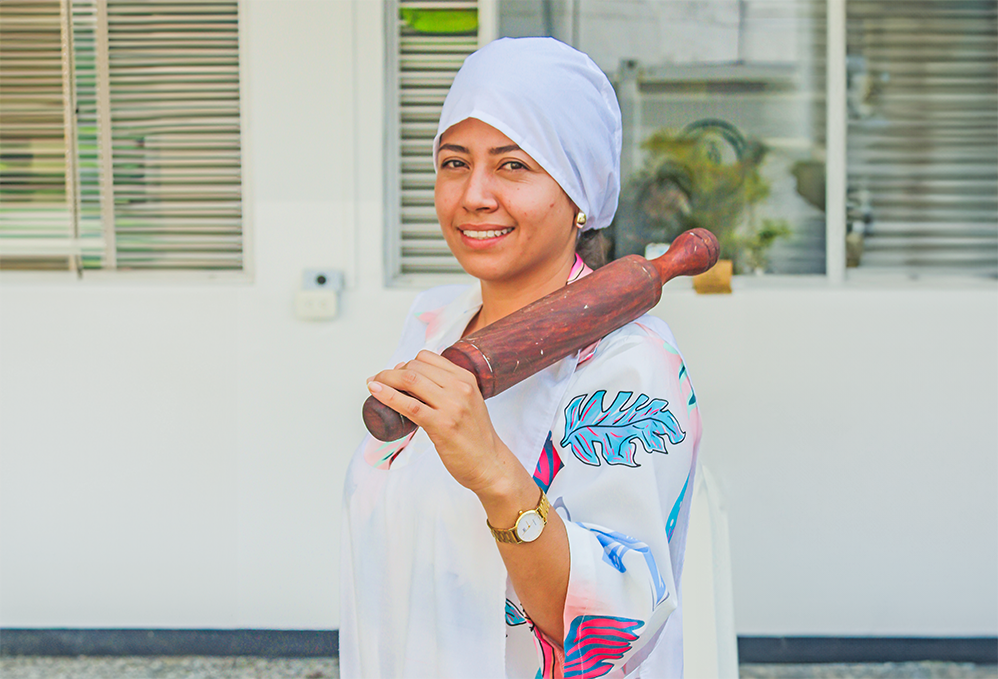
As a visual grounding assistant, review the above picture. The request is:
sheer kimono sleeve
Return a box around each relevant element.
[529,322,702,679]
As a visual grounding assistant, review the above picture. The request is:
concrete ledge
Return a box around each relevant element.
[738,637,998,665]
[0,629,338,658]
[2,630,995,664]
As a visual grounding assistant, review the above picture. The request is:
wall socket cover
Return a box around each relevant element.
[295,290,338,320]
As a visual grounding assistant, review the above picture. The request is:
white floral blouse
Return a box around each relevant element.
[340,273,702,679]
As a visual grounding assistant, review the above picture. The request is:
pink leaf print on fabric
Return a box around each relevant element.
[563,615,644,679]
[533,626,564,679]
[417,308,445,343]
[532,433,564,493]
[362,431,415,470]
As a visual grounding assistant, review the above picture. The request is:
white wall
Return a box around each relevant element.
[1,0,996,637]
[652,285,998,635]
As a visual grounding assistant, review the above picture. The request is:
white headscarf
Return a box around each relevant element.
[433,37,622,232]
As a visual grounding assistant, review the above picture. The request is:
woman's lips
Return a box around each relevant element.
[462,227,513,240]
[458,226,514,246]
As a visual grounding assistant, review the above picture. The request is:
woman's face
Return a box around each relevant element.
[435,118,578,289]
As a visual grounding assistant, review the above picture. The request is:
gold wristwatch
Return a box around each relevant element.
[488,489,551,544]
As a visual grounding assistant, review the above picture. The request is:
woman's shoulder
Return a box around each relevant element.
[553,313,699,476]
[578,314,684,371]
[407,283,475,317]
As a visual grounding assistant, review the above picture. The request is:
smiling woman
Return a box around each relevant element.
[341,37,703,679]
[435,118,579,330]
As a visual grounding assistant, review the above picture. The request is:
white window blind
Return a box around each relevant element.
[386,0,483,282]
[0,0,77,269]
[0,0,243,272]
[845,0,998,276]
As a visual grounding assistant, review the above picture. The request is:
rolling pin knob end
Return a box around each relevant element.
[363,395,416,442]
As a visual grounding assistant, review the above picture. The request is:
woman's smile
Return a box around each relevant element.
[458,225,515,244]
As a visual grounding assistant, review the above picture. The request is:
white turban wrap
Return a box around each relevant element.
[434,37,622,232]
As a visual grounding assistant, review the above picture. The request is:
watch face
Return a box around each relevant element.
[515,510,545,543]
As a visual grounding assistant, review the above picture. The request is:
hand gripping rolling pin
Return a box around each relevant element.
[363,227,719,442]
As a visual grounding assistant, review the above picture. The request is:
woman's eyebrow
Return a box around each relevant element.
[490,144,521,155]
[437,143,522,155]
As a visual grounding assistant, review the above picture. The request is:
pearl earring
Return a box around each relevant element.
[575,212,587,228]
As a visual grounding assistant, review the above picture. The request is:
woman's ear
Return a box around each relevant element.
[568,200,585,229]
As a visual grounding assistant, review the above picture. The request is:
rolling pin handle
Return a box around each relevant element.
[649,227,720,282]
[362,396,416,442]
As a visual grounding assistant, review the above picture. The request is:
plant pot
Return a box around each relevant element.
[693,259,733,294]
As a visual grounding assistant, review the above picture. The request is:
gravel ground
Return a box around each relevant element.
[739,663,998,679]
[0,657,338,679]
[0,658,995,679]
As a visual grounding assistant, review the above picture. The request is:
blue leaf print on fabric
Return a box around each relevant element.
[678,362,698,415]
[666,470,691,542]
[667,343,698,417]
[561,391,686,467]
[552,496,572,522]
[580,524,669,606]
[505,598,528,626]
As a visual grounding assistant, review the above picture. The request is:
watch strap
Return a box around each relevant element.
[488,489,550,544]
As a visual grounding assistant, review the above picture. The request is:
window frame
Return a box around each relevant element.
[382,0,996,290]
[0,0,253,283]
[383,0,496,288]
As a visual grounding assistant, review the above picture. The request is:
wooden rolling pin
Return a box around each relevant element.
[363,227,719,442]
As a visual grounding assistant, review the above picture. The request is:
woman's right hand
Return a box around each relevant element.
[366,350,512,497]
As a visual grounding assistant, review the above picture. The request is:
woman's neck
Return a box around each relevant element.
[464,256,577,336]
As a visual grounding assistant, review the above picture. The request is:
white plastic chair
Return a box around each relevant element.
[682,462,739,679]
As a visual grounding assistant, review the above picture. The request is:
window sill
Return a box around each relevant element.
[660,271,998,294]
[0,269,254,286]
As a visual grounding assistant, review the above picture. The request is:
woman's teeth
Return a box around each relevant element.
[463,228,513,239]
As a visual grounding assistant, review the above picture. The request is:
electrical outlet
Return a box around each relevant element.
[295,290,338,320]
[296,268,343,321]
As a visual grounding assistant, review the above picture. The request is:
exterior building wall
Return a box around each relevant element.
[1,0,995,636]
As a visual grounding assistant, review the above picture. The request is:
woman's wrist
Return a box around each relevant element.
[473,447,542,530]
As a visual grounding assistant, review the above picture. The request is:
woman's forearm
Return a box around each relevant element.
[475,444,570,644]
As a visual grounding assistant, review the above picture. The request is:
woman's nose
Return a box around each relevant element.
[462,166,499,212]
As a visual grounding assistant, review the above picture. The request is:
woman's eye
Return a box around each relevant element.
[440,158,466,170]
[503,160,527,171]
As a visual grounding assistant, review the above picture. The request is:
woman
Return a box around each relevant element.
[341,37,702,678]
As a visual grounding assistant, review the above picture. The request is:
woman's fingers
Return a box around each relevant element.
[414,350,479,386]
[367,351,472,418]
[368,351,504,493]
[368,366,442,414]
[375,352,478,398]
[367,350,485,434]
[366,378,432,425]
[405,353,470,391]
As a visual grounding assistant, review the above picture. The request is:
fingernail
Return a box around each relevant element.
[367,381,382,394]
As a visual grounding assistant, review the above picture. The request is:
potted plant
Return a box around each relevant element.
[618,119,790,291]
